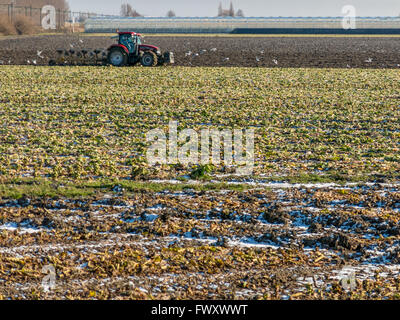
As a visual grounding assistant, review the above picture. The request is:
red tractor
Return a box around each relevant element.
[108,32,174,67]
[49,32,174,67]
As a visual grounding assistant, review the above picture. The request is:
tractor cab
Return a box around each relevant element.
[111,32,142,54]
[107,31,174,67]
[115,32,143,54]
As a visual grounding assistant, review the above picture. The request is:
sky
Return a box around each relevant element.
[67,0,400,17]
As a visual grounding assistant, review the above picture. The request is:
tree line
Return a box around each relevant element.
[120,1,244,18]
[218,1,244,17]
[1,0,245,18]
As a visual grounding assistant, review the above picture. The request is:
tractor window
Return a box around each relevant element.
[120,34,134,53]
[135,36,142,45]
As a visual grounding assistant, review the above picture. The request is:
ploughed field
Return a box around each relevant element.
[2,184,400,300]
[0,66,400,299]
[1,34,400,68]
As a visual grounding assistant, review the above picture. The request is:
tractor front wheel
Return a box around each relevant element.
[108,48,128,67]
[141,51,158,67]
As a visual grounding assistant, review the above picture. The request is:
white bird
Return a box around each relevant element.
[79,39,83,43]
[210,48,217,52]
[223,57,230,62]
[37,50,43,58]
[26,59,30,64]
[256,56,261,62]
[365,58,373,63]
[32,60,37,65]
[70,44,74,48]
[185,51,192,57]
[272,59,278,65]
[260,50,265,54]
[346,64,351,68]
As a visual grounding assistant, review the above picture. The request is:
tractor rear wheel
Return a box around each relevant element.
[108,48,128,67]
[141,51,158,67]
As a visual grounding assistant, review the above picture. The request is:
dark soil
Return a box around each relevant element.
[0,34,400,68]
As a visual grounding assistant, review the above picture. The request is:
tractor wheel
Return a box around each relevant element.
[141,51,158,67]
[108,48,128,67]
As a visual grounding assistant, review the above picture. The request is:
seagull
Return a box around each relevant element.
[210,48,217,52]
[185,51,192,57]
[256,56,261,62]
[70,44,74,48]
[272,59,278,65]
[223,57,230,62]
[260,50,265,54]
[37,50,44,58]
[365,58,373,63]
[79,39,83,43]
[32,60,37,65]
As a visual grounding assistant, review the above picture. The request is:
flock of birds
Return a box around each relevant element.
[25,50,45,65]
[184,47,280,65]
[0,40,85,65]
[0,36,395,68]
[182,48,392,67]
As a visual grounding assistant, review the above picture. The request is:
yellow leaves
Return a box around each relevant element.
[153,255,162,263]
[0,66,398,181]
[314,253,326,264]
[290,292,303,299]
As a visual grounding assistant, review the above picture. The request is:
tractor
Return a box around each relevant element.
[108,32,174,67]
[48,32,174,67]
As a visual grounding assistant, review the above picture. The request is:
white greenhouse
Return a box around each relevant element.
[85,16,400,34]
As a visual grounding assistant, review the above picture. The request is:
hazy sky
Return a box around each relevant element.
[67,0,400,17]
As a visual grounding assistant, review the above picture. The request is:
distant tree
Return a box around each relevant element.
[217,2,235,17]
[120,3,141,17]
[228,1,235,17]
[120,4,127,16]
[166,10,176,17]
[236,9,244,17]
[218,2,223,16]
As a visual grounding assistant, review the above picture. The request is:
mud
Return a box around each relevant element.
[1,34,400,68]
[1,184,400,299]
